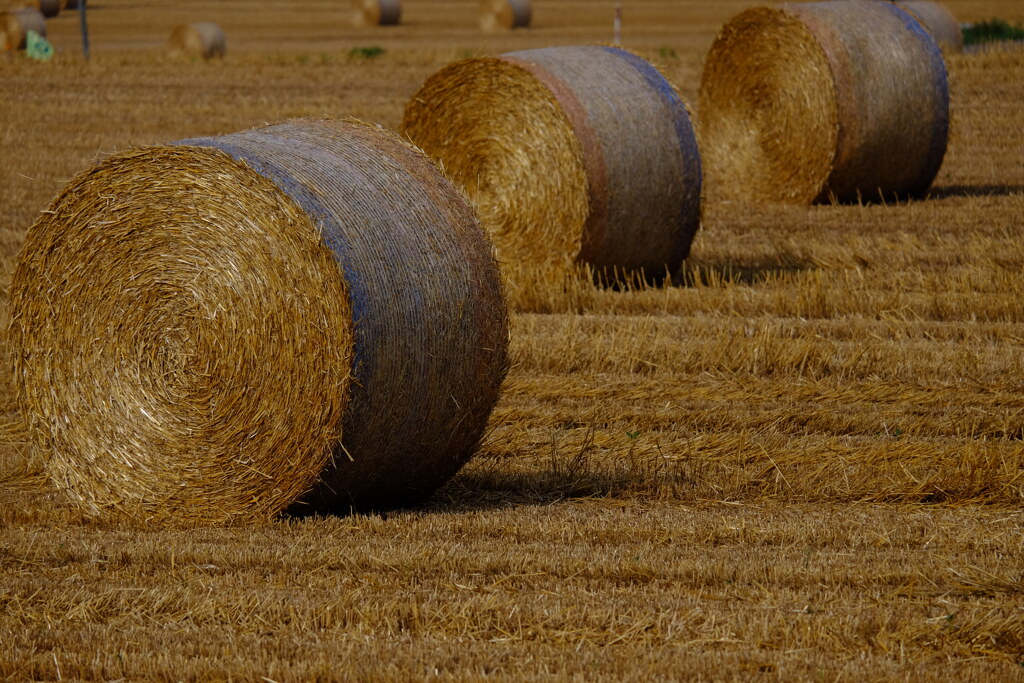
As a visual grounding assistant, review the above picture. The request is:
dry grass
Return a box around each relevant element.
[2,0,1024,678]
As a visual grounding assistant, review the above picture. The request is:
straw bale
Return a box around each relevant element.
[698,0,949,204]
[8,118,508,524]
[402,46,702,285]
[479,0,531,31]
[351,0,400,27]
[1,8,45,50]
[896,1,962,53]
[168,22,226,60]
[36,0,59,18]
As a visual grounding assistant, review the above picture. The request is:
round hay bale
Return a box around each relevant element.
[8,118,509,525]
[402,46,702,284]
[895,1,962,53]
[1,8,45,51]
[351,0,400,27]
[64,0,78,9]
[698,0,949,204]
[36,0,59,18]
[168,22,226,60]
[480,0,531,31]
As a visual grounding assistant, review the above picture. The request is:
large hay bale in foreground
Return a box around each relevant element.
[480,0,531,31]
[896,1,963,53]
[698,0,949,204]
[351,0,400,26]
[8,118,509,525]
[168,22,226,60]
[402,46,702,283]
[1,8,45,50]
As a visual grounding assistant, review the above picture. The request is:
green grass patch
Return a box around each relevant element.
[348,46,386,60]
[962,18,1024,46]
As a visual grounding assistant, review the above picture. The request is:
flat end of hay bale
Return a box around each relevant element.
[168,22,226,60]
[9,144,354,526]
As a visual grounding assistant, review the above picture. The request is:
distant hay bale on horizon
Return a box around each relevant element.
[352,0,400,27]
[8,118,509,526]
[895,1,963,53]
[402,46,702,292]
[480,0,531,31]
[168,22,225,60]
[37,0,59,18]
[1,8,45,50]
[699,0,949,205]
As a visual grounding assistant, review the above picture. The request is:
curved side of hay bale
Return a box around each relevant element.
[699,0,948,204]
[168,22,226,60]
[480,0,531,32]
[402,46,701,281]
[37,0,60,18]
[182,120,508,514]
[2,9,46,50]
[896,1,963,53]
[352,0,401,27]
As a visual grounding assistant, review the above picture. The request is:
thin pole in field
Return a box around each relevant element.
[79,0,90,60]
[613,3,622,45]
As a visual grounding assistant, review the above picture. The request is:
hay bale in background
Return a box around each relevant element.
[402,46,702,287]
[480,0,531,31]
[8,118,509,525]
[699,0,948,205]
[896,1,963,53]
[351,0,400,27]
[64,0,78,9]
[1,8,45,50]
[36,0,59,18]
[168,22,226,60]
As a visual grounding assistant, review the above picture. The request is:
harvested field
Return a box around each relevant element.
[1,0,1023,679]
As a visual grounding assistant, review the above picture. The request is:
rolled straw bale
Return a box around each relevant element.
[36,0,59,18]
[168,22,226,60]
[1,8,45,50]
[65,0,78,9]
[8,118,509,524]
[896,1,962,53]
[480,0,531,31]
[402,46,702,282]
[698,0,949,204]
[351,0,400,27]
